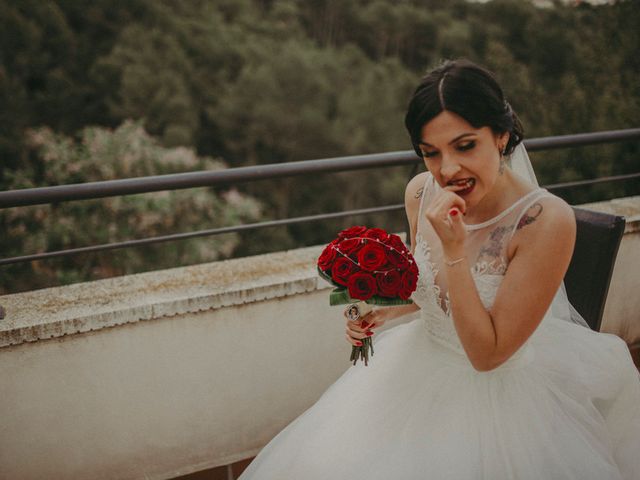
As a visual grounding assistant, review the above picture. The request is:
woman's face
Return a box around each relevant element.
[417,110,508,211]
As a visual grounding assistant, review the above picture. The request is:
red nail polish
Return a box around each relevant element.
[449,208,459,217]
[356,341,363,346]
[366,331,374,336]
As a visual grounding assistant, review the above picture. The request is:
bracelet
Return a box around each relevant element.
[444,256,466,267]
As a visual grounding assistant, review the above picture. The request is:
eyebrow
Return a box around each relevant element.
[418,132,477,148]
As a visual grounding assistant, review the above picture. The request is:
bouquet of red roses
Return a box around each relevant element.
[317,226,419,365]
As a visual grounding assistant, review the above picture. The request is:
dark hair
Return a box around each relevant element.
[404,59,524,158]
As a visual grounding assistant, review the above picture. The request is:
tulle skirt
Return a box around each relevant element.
[239,314,640,479]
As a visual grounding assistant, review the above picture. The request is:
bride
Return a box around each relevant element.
[239,60,640,479]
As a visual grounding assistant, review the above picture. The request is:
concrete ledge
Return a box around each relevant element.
[579,195,640,234]
[0,246,329,347]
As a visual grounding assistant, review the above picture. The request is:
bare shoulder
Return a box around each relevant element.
[514,193,576,251]
[405,171,431,212]
[404,171,430,254]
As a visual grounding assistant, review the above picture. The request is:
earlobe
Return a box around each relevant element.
[500,132,510,153]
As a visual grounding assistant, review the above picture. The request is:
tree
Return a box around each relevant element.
[1,121,262,293]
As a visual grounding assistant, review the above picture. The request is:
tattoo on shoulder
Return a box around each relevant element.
[517,203,543,230]
[414,186,424,199]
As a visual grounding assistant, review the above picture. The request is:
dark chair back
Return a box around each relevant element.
[564,207,626,331]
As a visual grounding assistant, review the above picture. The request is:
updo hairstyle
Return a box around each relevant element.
[404,59,524,158]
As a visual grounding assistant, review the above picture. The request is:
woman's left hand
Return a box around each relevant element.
[424,186,467,256]
[344,309,386,347]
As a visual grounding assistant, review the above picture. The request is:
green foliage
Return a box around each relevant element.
[1,122,262,293]
[1,0,639,291]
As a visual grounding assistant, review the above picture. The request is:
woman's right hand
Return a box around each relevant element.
[345,309,386,347]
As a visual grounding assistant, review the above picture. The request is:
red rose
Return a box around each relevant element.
[339,226,367,240]
[363,228,389,242]
[387,248,409,269]
[347,272,378,301]
[388,234,409,254]
[332,256,357,286]
[338,238,362,255]
[398,287,412,300]
[408,262,418,276]
[376,269,402,297]
[398,268,419,300]
[317,244,337,271]
[357,242,387,271]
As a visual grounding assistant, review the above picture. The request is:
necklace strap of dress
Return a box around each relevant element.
[465,188,545,231]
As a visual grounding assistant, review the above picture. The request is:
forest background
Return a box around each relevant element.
[1,0,638,293]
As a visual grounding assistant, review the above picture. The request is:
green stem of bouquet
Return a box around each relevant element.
[351,336,374,366]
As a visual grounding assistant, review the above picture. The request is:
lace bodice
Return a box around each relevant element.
[410,173,550,356]
[412,232,505,354]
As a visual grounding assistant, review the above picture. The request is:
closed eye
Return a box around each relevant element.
[421,150,438,158]
[421,140,475,158]
[457,141,475,152]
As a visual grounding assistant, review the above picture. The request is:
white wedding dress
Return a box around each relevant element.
[240,173,640,479]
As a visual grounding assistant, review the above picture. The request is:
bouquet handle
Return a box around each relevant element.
[344,301,374,366]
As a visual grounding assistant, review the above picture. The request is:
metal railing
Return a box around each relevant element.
[1,128,639,267]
